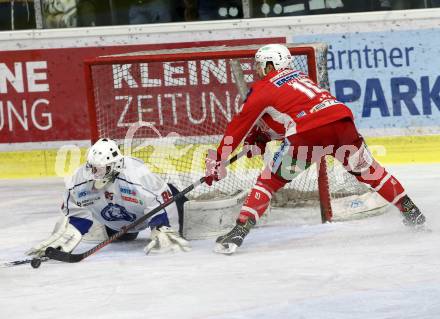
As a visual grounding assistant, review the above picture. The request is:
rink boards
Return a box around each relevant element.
[0,135,439,179]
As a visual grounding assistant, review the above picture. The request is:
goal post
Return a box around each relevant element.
[84,43,388,238]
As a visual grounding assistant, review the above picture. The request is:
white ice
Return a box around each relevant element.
[1,164,439,319]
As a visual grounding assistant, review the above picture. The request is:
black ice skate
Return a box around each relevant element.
[214,218,256,255]
[400,196,426,230]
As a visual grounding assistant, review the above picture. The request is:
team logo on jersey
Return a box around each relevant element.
[120,187,137,196]
[101,203,136,222]
[77,188,98,198]
[78,190,92,198]
[105,191,114,200]
[296,111,307,118]
[77,196,100,207]
[310,99,339,113]
[121,195,139,204]
[271,71,301,87]
[269,69,293,81]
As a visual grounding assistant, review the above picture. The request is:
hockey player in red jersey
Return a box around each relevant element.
[205,44,426,254]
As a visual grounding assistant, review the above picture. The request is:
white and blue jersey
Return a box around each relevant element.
[62,157,180,235]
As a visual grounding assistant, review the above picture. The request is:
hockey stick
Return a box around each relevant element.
[1,257,50,268]
[45,149,248,263]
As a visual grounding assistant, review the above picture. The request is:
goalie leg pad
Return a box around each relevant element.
[26,216,82,257]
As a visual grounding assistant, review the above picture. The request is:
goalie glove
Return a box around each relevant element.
[26,216,82,258]
[144,226,191,255]
[244,126,271,158]
[205,149,227,186]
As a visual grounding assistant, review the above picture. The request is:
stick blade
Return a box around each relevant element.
[1,260,27,268]
[213,243,238,255]
[45,247,84,263]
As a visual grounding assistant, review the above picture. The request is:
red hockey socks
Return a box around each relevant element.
[354,163,406,208]
[237,172,287,223]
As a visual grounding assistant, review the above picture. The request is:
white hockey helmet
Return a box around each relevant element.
[254,44,292,76]
[86,138,124,187]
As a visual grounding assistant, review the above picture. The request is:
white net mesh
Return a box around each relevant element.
[87,44,385,218]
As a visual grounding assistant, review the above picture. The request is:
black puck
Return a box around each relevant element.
[30,258,42,269]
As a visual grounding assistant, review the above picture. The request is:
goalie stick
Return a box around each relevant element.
[45,149,248,263]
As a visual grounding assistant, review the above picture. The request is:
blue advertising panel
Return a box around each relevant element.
[295,29,440,136]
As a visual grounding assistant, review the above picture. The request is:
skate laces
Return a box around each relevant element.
[401,197,425,225]
[217,219,255,245]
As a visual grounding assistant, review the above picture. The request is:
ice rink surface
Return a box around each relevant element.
[1,164,439,319]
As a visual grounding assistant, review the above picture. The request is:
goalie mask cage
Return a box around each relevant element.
[85,43,388,225]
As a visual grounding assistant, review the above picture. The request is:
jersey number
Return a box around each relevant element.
[289,78,324,99]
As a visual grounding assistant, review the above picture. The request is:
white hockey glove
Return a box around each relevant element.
[26,217,82,258]
[144,226,191,255]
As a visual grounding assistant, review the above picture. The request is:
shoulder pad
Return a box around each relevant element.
[66,164,91,190]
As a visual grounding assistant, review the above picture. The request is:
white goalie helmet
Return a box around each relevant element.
[86,138,124,187]
[254,44,292,75]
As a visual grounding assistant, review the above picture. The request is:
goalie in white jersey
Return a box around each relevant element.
[27,138,191,257]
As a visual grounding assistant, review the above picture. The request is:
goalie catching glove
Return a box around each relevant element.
[244,126,271,158]
[144,226,191,254]
[26,217,82,258]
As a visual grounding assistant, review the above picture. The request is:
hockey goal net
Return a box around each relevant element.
[85,43,388,237]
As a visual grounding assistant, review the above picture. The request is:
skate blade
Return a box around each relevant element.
[213,243,238,255]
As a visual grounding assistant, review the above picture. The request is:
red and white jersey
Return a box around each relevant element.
[216,68,354,157]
